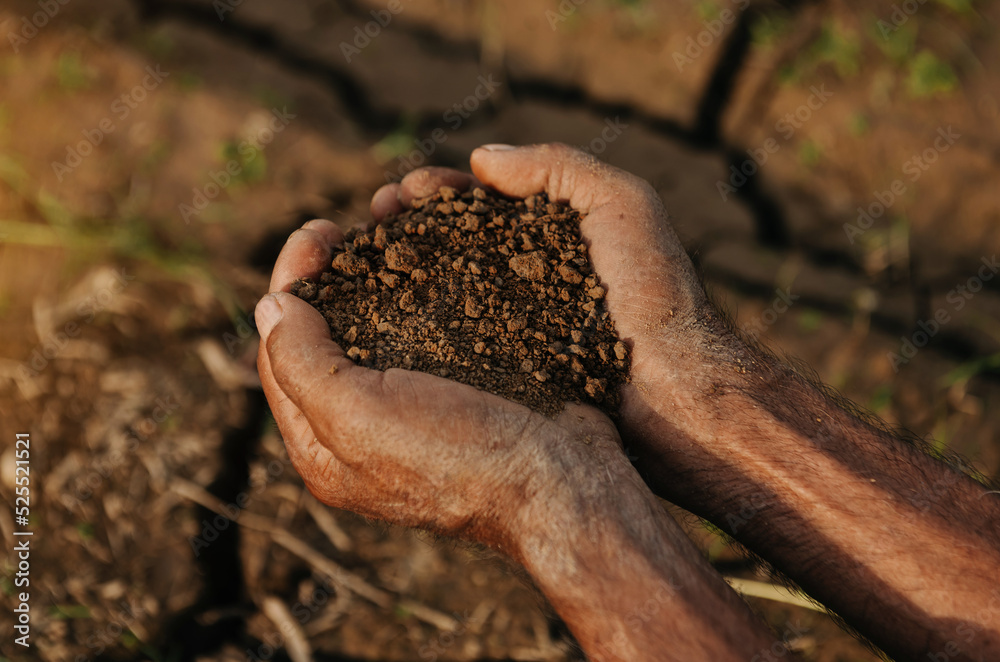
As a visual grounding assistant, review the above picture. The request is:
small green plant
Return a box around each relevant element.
[694,0,720,22]
[140,139,173,173]
[372,117,420,165]
[751,12,793,48]
[869,384,894,413]
[610,0,654,32]
[177,72,202,91]
[49,604,92,619]
[872,21,918,63]
[220,140,267,185]
[780,19,861,83]
[798,139,822,166]
[143,31,174,59]
[776,63,798,84]
[942,353,1000,387]
[848,112,870,136]
[796,309,823,332]
[812,20,862,78]
[934,0,975,14]
[907,50,959,97]
[255,86,294,112]
[56,52,92,91]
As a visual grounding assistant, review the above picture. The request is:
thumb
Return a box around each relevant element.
[256,292,382,434]
[470,143,649,212]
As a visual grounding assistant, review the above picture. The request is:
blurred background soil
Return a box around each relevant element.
[0,0,998,660]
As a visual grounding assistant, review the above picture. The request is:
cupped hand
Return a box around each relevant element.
[256,167,622,552]
[374,146,727,448]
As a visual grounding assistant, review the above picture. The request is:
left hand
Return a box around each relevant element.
[255,169,622,552]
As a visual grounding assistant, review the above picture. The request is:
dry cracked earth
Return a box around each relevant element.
[1,0,999,660]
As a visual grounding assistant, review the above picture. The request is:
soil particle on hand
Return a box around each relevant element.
[557,264,584,284]
[291,187,630,417]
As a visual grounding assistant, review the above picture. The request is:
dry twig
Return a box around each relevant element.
[171,478,461,632]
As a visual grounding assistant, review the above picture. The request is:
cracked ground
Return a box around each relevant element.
[1,0,999,660]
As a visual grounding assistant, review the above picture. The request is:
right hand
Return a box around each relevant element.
[473,141,725,369]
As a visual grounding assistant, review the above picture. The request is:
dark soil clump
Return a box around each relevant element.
[290,186,630,417]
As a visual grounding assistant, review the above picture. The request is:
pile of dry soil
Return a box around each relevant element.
[290,186,629,417]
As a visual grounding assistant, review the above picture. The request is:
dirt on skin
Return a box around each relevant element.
[291,186,630,417]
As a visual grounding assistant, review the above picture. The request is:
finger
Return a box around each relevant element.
[470,143,651,211]
[258,346,314,449]
[302,218,343,246]
[257,333,349,506]
[256,294,327,448]
[398,167,480,207]
[256,292,383,441]
[371,184,405,221]
[469,141,669,260]
[557,402,623,451]
[269,220,343,293]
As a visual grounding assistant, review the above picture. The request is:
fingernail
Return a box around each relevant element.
[255,295,283,341]
[480,143,516,152]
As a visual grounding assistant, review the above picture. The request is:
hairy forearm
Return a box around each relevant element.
[624,327,1000,660]
[511,436,780,662]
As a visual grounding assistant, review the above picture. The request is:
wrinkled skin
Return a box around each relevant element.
[255,147,776,661]
[257,145,1000,662]
[255,152,645,552]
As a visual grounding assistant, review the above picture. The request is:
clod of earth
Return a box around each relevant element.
[291,186,630,417]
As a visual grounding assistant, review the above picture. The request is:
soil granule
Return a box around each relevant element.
[290,186,629,417]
